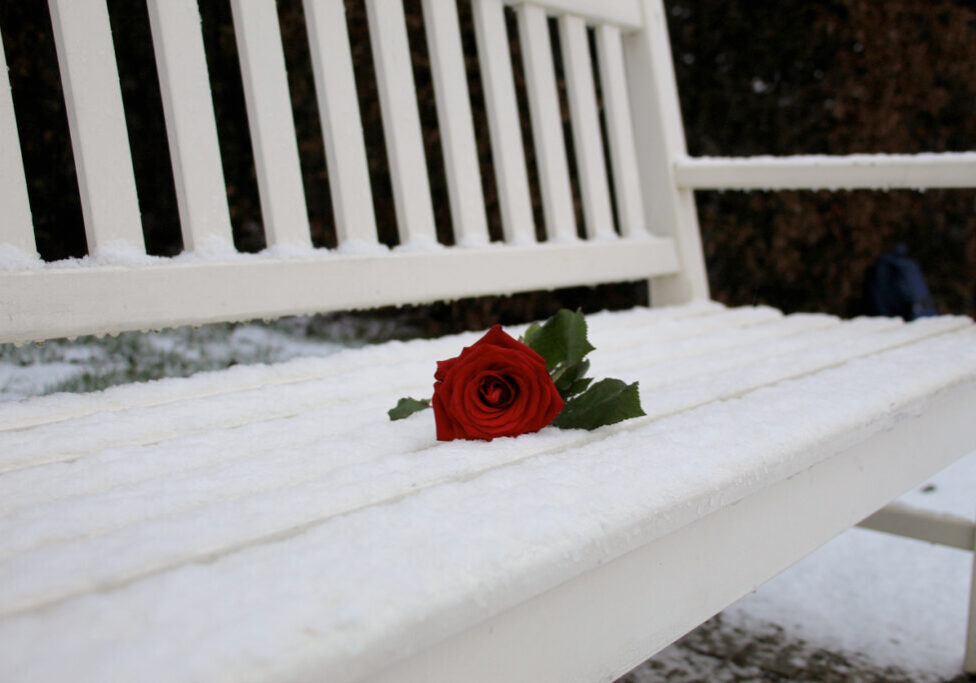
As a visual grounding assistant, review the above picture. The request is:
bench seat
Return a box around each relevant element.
[2,302,976,682]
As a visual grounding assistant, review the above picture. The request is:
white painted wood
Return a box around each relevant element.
[558,15,615,239]
[302,0,378,248]
[967,546,976,673]
[501,0,642,29]
[1,313,973,680]
[364,0,437,246]
[857,502,976,551]
[421,0,489,247]
[229,0,310,248]
[595,24,648,238]
[471,0,536,244]
[623,0,709,303]
[367,378,976,683]
[147,0,234,254]
[0,31,36,258]
[47,0,144,255]
[0,238,678,344]
[675,153,976,191]
[516,4,577,242]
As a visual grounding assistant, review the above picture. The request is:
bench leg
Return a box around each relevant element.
[966,520,976,673]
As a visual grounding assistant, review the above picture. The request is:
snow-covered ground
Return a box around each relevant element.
[2,318,973,681]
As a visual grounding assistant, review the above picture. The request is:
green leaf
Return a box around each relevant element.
[551,378,644,431]
[553,358,590,398]
[523,309,594,372]
[388,397,431,421]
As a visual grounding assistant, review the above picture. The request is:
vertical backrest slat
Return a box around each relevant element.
[0,28,36,258]
[229,0,311,249]
[421,0,490,247]
[48,0,144,255]
[146,0,234,254]
[623,0,709,303]
[302,0,378,249]
[471,0,535,244]
[364,0,437,246]
[557,15,615,239]
[595,24,647,237]
[515,4,577,242]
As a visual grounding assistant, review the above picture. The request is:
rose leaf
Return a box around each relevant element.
[524,309,595,372]
[551,378,644,430]
[388,397,432,421]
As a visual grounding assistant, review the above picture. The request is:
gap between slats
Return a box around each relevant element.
[0,25,35,258]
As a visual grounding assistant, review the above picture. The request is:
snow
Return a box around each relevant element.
[1,305,974,681]
[636,451,976,682]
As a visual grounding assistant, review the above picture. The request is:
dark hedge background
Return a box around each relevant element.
[1,0,973,336]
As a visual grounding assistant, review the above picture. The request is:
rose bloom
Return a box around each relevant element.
[432,325,564,441]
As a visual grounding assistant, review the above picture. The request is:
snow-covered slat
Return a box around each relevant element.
[302,0,379,249]
[0,301,723,434]
[675,153,976,191]
[0,239,678,346]
[229,0,310,248]
[47,0,144,255]
[501,0,643,29]
[1,321,974,681]
[0,30,36,258]
[364,0,438,246]
[146,0,234,253]
[515,3,577,241]
[471,0,536,244]
[0,307,776,477]
[2,316,973,617]
[594,24,647,237]
[0,315,953,537]
[558,16,615,239]
[421,0,490,247]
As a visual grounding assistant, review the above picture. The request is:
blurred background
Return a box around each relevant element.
[0,0,973,335]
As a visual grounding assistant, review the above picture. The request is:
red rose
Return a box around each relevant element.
[432,325,564,441]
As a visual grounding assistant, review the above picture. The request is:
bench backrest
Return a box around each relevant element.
[1,0,973,345]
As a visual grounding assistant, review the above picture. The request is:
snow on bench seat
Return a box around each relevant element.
[1,303,975,682]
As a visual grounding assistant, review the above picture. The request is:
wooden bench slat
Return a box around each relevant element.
[229,0,311,248]
[302,0,380,249]
[1,315,971,619]
[364,0,438,246]
[0,301,725,434]
[48,0,144,255]
[515,3,578,242]
[0,314,853,560]
[471,0,537,244]
[0,238,678,346]
[0,315,944,527]
[0,28,36,259]
[0,306,779,476]
[146,0,234,254]
[595,24,648,237]
[421,0,491,247]
[558,15,616,239]
[2,321,974,681]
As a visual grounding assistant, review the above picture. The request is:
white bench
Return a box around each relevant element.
[1,1,975,681]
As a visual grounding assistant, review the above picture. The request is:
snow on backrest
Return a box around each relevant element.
[0,0,689,344]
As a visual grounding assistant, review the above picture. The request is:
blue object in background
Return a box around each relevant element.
[866,244,937,321]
